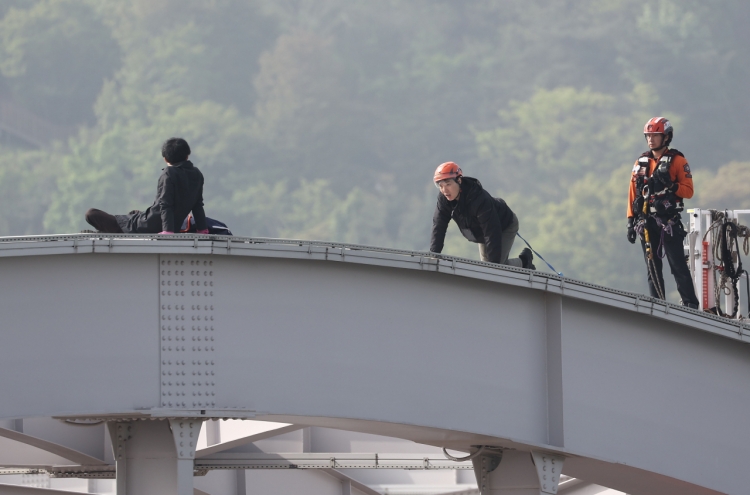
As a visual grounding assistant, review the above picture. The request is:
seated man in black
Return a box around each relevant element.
[85,138,208,235]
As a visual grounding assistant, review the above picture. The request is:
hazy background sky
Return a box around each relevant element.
[0,0,748,297]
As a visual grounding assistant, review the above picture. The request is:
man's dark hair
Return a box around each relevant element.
[161,138,191,164]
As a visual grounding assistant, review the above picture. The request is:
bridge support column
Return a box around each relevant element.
[472,450,564,495]
[109,419,203,495]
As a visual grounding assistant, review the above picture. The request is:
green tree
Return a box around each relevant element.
[42,0,275,234]
[473,85,671,291]
[617,0,750,168]
[44,102,254,234]
[1,0,749,300]
[250,30,358,184]
[0,147,58,236]
[0,0,119,125]
[532,168,645,291]
[475,84,658,203]
[693,161,750,210]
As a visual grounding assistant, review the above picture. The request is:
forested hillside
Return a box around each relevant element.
[0,0,748,296]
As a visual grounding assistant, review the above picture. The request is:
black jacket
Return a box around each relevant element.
[116,160,207,233]
[430,176,515,263]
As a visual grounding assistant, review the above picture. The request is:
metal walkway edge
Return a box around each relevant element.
[0,233,745,344]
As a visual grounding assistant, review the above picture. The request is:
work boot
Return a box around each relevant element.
[519,248,535,270]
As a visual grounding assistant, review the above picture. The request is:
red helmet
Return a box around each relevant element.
[434,162,463,182]
[643,117,672,134]
[643,117,673,146]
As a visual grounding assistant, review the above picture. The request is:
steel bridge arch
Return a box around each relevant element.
[0,234,748,495]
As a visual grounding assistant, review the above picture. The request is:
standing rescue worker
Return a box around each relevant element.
[430,162,534,269]
[627,117,699,308]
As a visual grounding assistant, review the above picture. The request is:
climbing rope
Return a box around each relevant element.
[515,232,563,277]
[635,203,666,300]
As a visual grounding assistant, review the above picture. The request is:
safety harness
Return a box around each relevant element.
[631,149,685,300]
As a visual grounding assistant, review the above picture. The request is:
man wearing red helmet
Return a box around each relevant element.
[627,117,699,308]
[430,162,534,269]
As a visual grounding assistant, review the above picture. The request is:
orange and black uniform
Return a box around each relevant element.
[627,149,698,306]
[627,150,693,218]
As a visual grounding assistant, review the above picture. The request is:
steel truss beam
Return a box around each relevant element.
[1,453,472,479]
[196,453,474,470]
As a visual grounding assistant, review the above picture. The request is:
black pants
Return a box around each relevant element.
[640,218,698,306]
[85,209,123,233]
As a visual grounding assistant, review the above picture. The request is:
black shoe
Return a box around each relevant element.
[80,229,98,234]
[684,302,699,310]
[519,248,535,270]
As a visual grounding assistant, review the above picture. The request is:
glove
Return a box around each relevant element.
[158,231,174,235]
[656,174,676,192]
[197,229,209,234]
[627,218,637,244]
[652,158,673,189]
